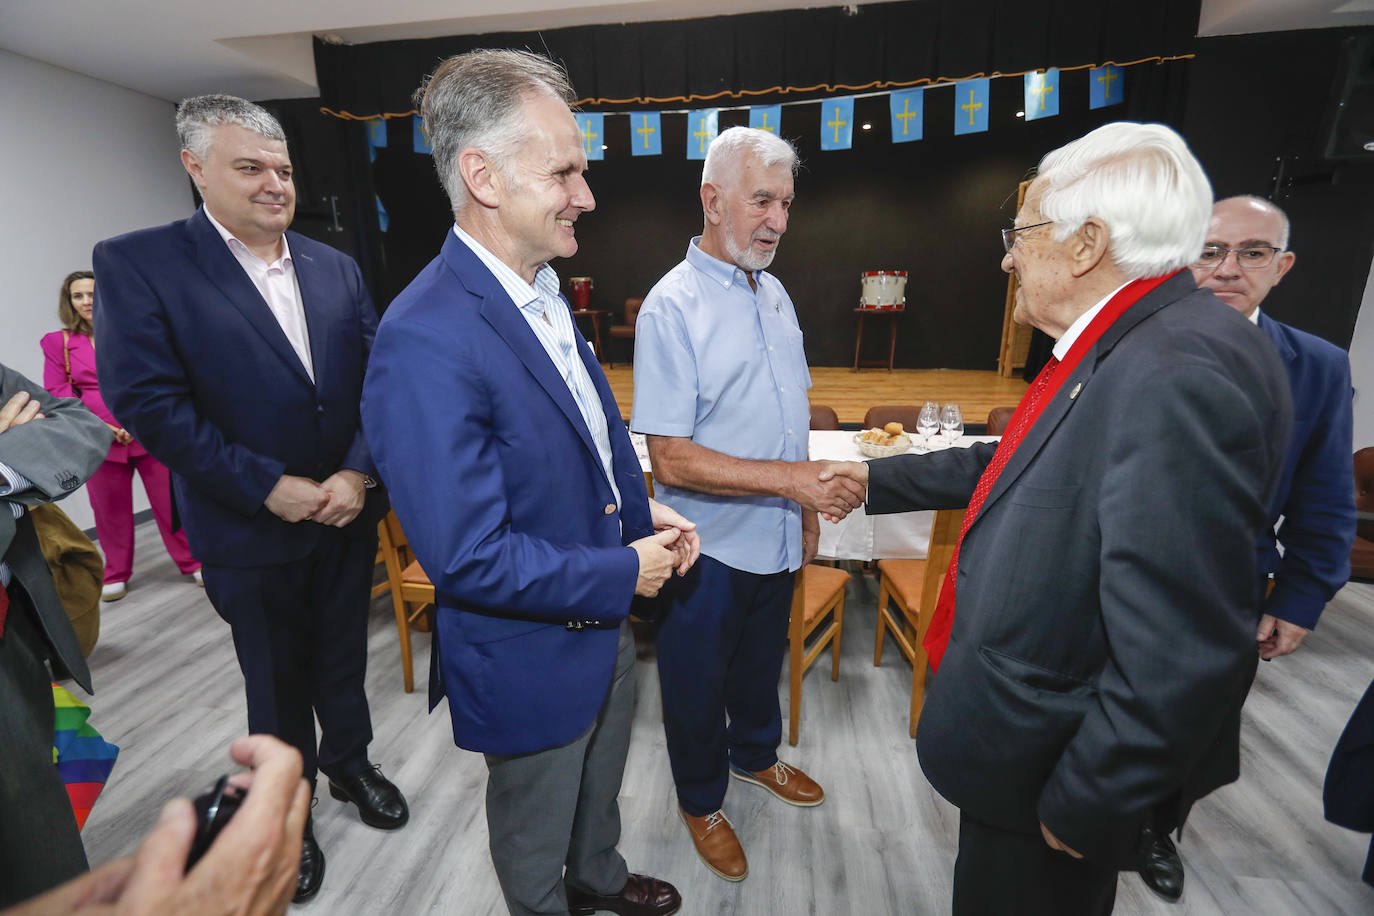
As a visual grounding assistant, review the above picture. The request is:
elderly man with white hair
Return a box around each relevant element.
[631,126,865,883]
[823,122,1293,914]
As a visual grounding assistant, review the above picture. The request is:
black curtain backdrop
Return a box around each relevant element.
[265,5,1372,369]
[314,0,1200,114]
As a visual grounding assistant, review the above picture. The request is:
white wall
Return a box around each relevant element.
[1351,255,1374,452]
[0,50,195,530]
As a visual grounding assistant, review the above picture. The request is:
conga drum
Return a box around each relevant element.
[568,276,594,310]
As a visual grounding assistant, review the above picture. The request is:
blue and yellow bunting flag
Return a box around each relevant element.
[953,79,990,135]
[889,89,924,143]
[575,113,605,161]
[750,105,782,134]
[1024,70,1059,121]
[413,116,431,154]
[687,110,719,160]
[1089,65,1124,109]
[366,119,386,162]
[629,112,662,156]
[820,98,855,150]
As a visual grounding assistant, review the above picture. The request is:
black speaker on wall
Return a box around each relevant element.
[1323,34,1374,161]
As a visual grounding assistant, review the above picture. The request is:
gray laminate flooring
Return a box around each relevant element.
[72,521,1374,915]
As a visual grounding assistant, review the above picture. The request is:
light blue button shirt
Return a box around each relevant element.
[631,237,811,575]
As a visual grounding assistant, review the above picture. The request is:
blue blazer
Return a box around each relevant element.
[93,209,379,567]
[362,230,653,756]
[1258,313,1356,629]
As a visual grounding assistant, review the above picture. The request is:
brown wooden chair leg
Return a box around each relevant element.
[831,594,844,682]
[875,580,892,665]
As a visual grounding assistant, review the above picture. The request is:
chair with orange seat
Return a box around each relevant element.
[376,509,436,693]
[787,562,850,746]
[809,403,840,430]
[873,508,965,737]
[607,298,643,367]
[863,405,924,432]
[985,405,1015,436]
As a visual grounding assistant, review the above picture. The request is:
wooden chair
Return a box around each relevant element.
[863,405,924,431]
[607,298,643,367]
[376,510,435,693]
[873,508,965,737]
[809,403,840,430]
[985,405,1016,436]
[787,563,850,746]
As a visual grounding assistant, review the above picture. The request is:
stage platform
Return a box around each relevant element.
[604,365,1029,427]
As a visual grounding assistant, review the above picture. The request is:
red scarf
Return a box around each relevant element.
[922,271,1178,672]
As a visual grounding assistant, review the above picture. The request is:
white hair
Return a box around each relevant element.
[701,126,798,188]
[1035,122,1213,279]
[416,49,575,212]
[177,95,286,160]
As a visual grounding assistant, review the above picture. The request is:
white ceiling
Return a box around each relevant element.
[1,0,1370,103]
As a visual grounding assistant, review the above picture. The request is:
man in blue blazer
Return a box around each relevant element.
[1129,196,1361,902]
[362,51,695,916]
[93,95,406,903]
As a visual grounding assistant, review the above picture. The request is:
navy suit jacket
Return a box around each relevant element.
[362,230,653,756]
[1257,313,1356,629]
[93,209,379,567]
[867,273,1292,867]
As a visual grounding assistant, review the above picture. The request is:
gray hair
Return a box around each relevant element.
[701,126,799,188]
[1217,195,1291,249]
[176,95,286,160]
[1035,122,1213,279]
[416,49,575,211]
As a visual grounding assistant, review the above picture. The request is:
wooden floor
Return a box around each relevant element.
[76,522,1374,915]
[604,365,1029,426]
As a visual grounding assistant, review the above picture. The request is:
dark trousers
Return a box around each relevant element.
[953,812,1118,916]
[200,528,375,786]
[656,554,793,817]
[0,586,88,907]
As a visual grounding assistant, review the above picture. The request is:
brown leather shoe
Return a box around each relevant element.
[679,808,747,881]
[729,761,825,806]
[566,873,681,915]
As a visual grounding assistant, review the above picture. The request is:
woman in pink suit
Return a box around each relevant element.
[40,270,200,600]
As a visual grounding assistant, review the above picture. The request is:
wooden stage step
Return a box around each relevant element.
[604,365,1028,426]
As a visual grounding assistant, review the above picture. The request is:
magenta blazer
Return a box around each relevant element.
[40,330,142,463]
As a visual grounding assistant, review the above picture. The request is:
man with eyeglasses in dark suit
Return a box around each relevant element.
[1132,195,1359,903]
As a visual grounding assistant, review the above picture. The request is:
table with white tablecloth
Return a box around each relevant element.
[629,430,997,561]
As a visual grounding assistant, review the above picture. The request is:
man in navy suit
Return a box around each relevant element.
[1135,195,1359,902]
[93,95,407,903]
[362,51,695,916]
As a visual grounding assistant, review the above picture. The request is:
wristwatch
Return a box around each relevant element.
[361,474,378,489]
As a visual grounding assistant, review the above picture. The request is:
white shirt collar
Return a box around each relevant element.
[1051,281,1131,361]
[1248,307,1261,326]
[203,206,291,267]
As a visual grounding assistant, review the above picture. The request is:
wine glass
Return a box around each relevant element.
[939,403,964,445]
[916,401,940,452]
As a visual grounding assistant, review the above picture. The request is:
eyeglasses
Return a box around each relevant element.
[1002,220,1053,253]
[1192,245,1283,270]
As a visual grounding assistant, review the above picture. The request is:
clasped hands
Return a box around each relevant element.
[264,470,366,527]
[631,499,702,597]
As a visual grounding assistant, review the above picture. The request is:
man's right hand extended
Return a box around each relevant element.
[783,461,866,519]
[631,527,682,597]
[263,475,329,523]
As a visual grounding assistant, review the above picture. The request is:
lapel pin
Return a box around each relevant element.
[1069,381,1082,400]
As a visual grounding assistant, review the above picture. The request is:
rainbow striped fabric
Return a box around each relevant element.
[51,684,119,830]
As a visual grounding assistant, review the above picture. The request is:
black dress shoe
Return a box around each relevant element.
[566,873,681,916]
[294,816,325,903]
[327,764,409,830]
[1138,828,1184,903]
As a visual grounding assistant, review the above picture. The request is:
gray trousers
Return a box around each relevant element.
[484,622,635,916]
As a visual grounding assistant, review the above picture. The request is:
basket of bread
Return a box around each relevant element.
[853,422,913,458]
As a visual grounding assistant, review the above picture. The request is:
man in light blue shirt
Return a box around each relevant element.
[631,127,865,882]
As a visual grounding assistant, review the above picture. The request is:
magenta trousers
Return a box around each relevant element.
[86,454,199,584]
